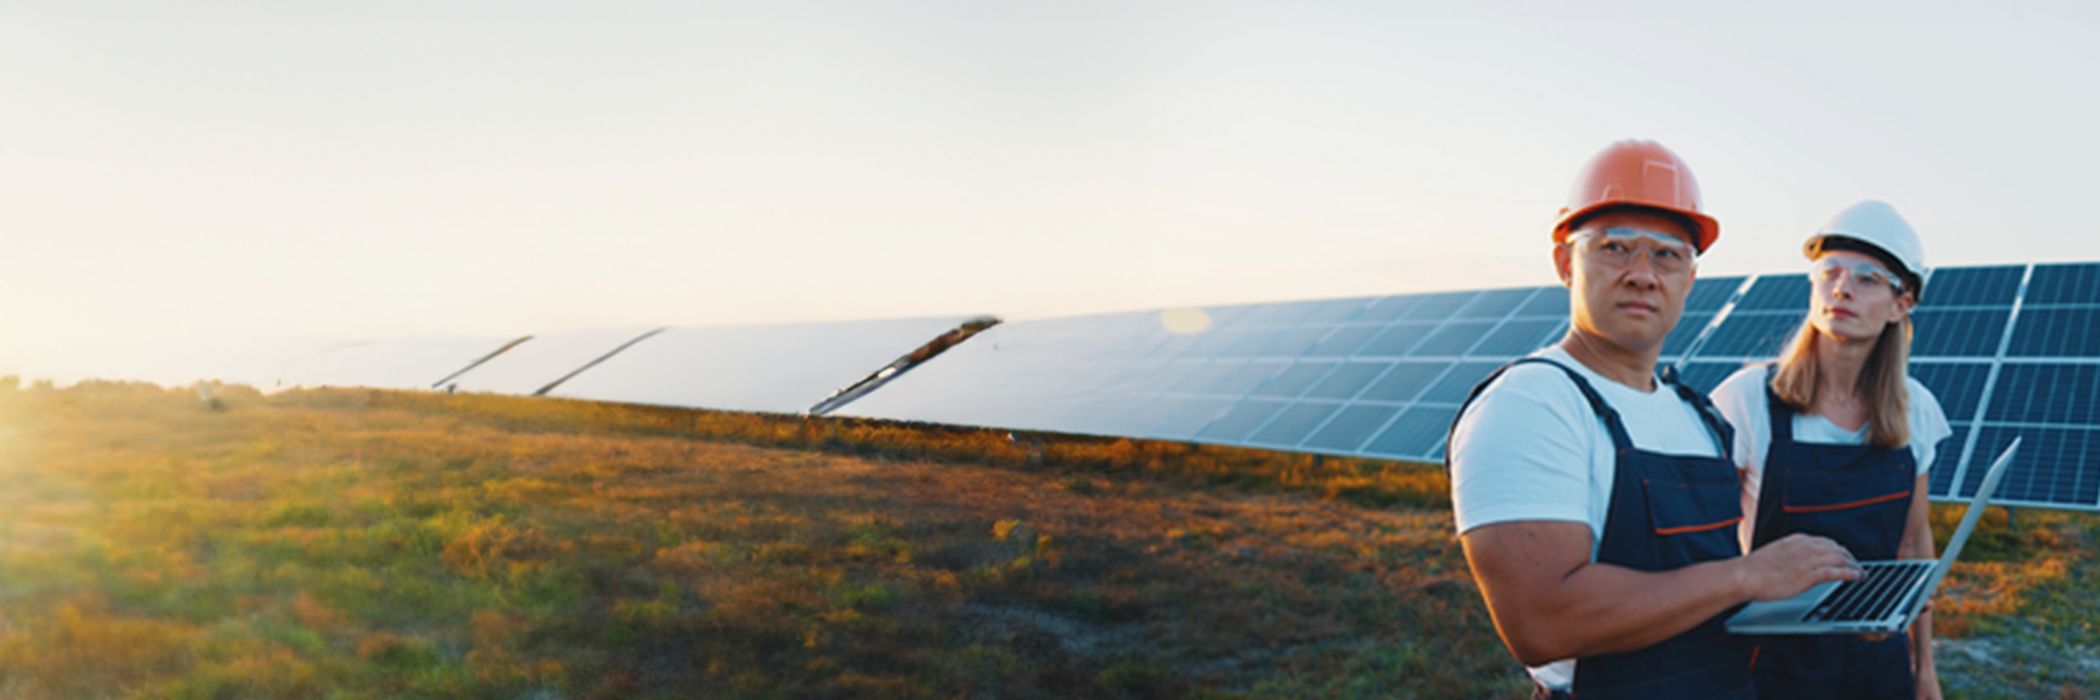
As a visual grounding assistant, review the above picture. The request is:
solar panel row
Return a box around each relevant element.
[846,262,2099,512]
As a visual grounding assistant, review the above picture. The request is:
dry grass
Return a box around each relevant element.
[0,379,2089,698]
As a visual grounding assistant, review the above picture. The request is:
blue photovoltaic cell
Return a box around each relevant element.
[1695,312,1803,358]
[2023,263,2100,306]
[1960,426,2100,507]
[1248,361,1335,399]
[1249,401,1343,447]
[1197,399,1288,441]
[1304,404,1401,452]
[1147,397,1232,439]
[1356,322,1439,356]
[1471,319,1563,356]
[1687,276,1747,313]
[2008,308,2100,357]
[1365,405,1460,458]
[1455,288,1539,319]
[1307,325,1381,357]
[1166,362,1240,396]
[1419,361,1504,405]
[1674,361,1745,396]
[1357,362,1449,402]
[1303,361,1393,400]
[1929,428,1966,497]
[1985,363,2100,426]
[1401,292,1480,321]
[1910,362,1993,425]
[1661,313,1716,357]
[1920,266,2024,308]
[1237,326,1329,358]
[1356,294,1422,322]
[1910,310,2009,357]
[1412,321,1497,357]
[1734,275,1812,311]
[1515,288,1569,317]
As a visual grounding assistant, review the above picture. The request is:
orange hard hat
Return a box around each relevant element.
[1553,140,1720,254]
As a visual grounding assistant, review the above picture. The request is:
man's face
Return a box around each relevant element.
[1554,210,1699,354]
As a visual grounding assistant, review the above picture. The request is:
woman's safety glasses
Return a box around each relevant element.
[1567,227,1696,275]
[1809,257,1905,295]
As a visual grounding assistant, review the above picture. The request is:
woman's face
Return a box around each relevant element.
[1807,249,1914,343]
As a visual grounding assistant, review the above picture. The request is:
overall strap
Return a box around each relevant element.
[1762,362,1795,443]
[1661,368,1736,463]
[1446,357,1636,464]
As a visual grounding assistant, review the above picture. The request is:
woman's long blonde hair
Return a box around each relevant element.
[1768,313,1913,447]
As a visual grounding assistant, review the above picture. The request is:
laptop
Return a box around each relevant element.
[1727,438,2021,635]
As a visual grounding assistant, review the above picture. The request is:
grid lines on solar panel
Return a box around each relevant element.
[1196,399,1288,441]
[2007,308,2100,357]
[1929,427,1968,498]
[1910,310,2011,357]
[1959,426,2100,507]
[1984,363,2100,427]
[1418,361,1504,405]
[1687,276,1749,313]
[1363,405,1460,459]
[1471,319,1564,357]
[1734,275,1812,311]
[1918,265,2024,308]
[1515,288,1569,317]
[1411,321,1497,357]
[1245,401,1344,447]
[1693,312,1804,358]
[1910,362,1993,426]
[1400,292,1480,321]
[1661,313,1716,358]
[2022,263,2100,306]
[1455,288,1540,319]
[1304,404,1401,452]
[1675,361,1746,395]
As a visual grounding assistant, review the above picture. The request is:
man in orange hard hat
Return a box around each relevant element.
[1445,140,1864,698]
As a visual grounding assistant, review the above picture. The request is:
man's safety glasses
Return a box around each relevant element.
[1567,227,1696,275]
[1809,257,1905,295]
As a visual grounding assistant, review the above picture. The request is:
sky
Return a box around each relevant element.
[3,1,2098,380]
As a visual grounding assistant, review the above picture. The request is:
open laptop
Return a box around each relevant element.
[1727,438,2021,635]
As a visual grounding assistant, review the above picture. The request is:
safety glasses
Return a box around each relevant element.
[1567,227,1696,275]
[1809,256,1904,295]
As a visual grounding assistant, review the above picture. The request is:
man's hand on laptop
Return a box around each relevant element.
[1734,533,1864,602]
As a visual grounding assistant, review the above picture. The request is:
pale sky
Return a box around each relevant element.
[3,2,2097,378]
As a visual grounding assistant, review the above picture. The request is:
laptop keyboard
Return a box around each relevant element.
[1805,561,1935,623]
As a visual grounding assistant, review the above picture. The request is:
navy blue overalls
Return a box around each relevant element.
[1746,366,1918,700]
[1453,358,1752,699]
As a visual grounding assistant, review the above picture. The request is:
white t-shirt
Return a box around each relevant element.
[1707,365,1952,552]
[1448,345,1730,690]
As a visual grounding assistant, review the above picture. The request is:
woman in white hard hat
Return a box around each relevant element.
[1708,200,1948,700]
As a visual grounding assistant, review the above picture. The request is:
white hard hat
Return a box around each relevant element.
[1805,200,1926,293]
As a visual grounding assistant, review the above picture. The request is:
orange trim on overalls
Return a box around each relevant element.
[1654,517,1743,536]
[1781,489,1910,514]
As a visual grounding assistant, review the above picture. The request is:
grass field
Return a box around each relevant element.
[0,379,2091,698]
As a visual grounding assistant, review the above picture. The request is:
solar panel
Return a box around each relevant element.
[1694,312,1804,358]
[551,316,978,415]
[1920,265,2024,307]
[1734,275,1812,311]
[442,328,662,396]
[1910,362,1993,426]
[2007,308,2100,357]
[2023,263,2100,306]
[1911,310,2009,357]
[1688,275,1749,313]
[273,336,523,391]
[832,264,2100,510]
